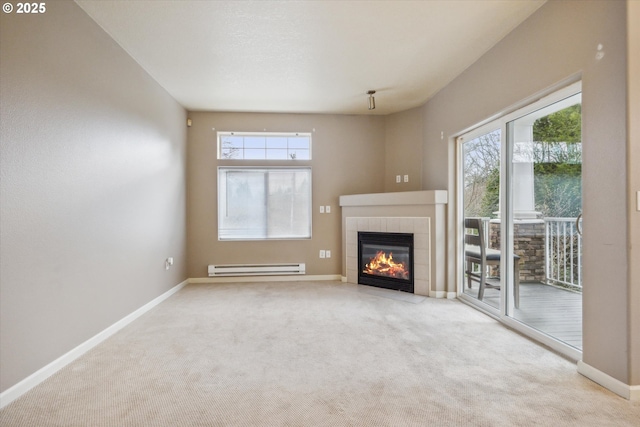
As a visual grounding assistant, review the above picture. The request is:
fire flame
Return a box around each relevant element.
[364,251,409,279]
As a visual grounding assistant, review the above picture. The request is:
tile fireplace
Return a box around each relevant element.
[340,190,448,297]
[344,216,429,295]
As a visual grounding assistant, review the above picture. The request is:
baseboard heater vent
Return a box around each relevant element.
[208,263,306,277]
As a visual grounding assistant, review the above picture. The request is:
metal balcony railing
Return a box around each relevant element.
[471,217,583,290]
[544,217,582,290]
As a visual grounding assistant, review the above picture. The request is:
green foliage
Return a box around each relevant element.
[533,163,582,217]
[479,167,500,217]
[533,104,581,143]
[532,104,582,164]
[468,103,583,219]
[531,104,582,216]
[478,164,582,218]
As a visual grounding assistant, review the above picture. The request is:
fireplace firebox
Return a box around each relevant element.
[358,232,414,293]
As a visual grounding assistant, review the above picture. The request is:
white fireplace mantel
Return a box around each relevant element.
[339,190,447,208]
[339,190,448,298]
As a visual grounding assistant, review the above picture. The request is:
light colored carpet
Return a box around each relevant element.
[1,281,638,426]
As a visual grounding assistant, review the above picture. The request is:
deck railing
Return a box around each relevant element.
[474,217,583,290]
[544,217,582,290]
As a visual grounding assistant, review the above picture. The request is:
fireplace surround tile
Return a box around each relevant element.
[369,217,382,232]
[414,232,428,250]
[400,218,415,233]
[386,217,399,232]
[345,217,430,296]
[340,190,447,298]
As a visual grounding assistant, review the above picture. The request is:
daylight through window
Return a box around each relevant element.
[218,132,311,160]
[218,167,312,240]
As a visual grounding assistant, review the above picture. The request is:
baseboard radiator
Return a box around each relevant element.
[208,263,306,277]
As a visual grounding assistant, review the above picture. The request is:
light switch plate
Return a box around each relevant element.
[325,205,331,213]
[319,250,326,258]
[326,250,331,258]
[319,206,325,213]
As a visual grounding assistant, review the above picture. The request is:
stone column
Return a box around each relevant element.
[489,221,546,282]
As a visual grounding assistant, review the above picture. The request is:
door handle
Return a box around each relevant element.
[576,214,583,236]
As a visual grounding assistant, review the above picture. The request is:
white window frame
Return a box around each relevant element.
[218,166,312,241]
[217,131,312,160]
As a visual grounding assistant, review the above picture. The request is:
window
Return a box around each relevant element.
[218,132,311,160]
[218,167,312,240]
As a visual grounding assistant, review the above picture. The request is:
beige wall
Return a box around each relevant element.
[0,1,188,393]
[1,0,635,398]
[421,0,633,385]
[628,0,640,386]
[186,112,385,277]
[384,107,423,192]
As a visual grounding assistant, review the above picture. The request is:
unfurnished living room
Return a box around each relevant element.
[1,0,639,426]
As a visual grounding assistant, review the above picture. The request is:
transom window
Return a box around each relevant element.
[218,132,311,160]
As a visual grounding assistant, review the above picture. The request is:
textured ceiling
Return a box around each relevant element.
[75,0,546,115]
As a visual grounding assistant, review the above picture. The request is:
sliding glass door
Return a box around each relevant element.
[504,91,583,351]
[460,126,502,314]
[459,83,583,357]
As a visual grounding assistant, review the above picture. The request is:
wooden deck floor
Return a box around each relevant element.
[462,281,583,349]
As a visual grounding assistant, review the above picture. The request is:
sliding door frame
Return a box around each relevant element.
[456,121,505,316]
[456,81,583,361]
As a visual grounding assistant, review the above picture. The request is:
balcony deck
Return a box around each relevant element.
[462,281,582,350]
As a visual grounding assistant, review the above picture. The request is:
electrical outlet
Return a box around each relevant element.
[404,175,409,183]
[396,175,401,183]
[326,250,331,258]
[325,205,331,214]
[319,250,326,258]
[319,206,325,213]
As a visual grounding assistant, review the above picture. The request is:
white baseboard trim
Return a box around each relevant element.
[577,360,639,400]
[428,290,456,299]
[189,274,342,284]
[0,279,188,409]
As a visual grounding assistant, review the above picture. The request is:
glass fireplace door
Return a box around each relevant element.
[358,232,414,293]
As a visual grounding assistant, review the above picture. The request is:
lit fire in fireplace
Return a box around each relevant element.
[364,251,409,279]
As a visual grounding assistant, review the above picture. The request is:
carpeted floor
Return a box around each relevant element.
[1,281,638,426]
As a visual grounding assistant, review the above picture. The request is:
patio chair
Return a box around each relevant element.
[464,217,520,308]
